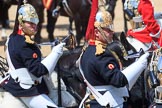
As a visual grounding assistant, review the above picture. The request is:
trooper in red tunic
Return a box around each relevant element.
[127,0,162,47]
[2,0,65,108]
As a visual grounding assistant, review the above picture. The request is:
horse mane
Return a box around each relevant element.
[108,32,137,67]
[120,32,137,54]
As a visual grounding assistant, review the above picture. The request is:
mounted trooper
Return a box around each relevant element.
[1,0,65,108]
[78,0,150,107]
[126,0,162,52]
[124,0,141,29]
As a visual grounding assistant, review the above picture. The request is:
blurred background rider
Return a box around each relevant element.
[126,0,162,49]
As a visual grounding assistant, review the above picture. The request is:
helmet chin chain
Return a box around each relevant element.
[97,26,113,44]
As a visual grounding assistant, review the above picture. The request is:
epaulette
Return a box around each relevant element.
[25,35,34,44]
[95,40,107,55]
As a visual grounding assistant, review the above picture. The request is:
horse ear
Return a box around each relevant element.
[120,32,126,41]
[120,31,132,45]
[119,32,127,44]
[120,31,137,53]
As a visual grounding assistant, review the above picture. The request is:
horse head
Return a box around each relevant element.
[119,32,137,54]
[57,46,86,102]
[109,32,137,68]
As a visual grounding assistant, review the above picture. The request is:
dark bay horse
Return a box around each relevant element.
[0,0,14,39]
[58,47,86,103]
[57,32,143,106]
[4,0,121,45]
[118,32,162,108]
[47,0,91,46]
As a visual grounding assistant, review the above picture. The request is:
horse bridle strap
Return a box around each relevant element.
[97,27,113,44]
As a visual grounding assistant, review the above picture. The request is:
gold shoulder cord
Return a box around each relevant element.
[25,35,34,44]
[109,50,123,70]
[95,40,106,55]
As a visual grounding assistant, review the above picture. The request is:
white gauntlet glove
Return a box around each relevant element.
[137,52,150,67]
[122,52,150,90]
[41,43,65,74]
[52,42,65,54]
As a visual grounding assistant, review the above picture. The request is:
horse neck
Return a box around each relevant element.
[126,37,150,52]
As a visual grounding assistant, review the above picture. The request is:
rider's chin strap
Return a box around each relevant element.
[97,26,113,44]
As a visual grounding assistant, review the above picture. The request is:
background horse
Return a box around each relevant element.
[0,0,14,39]
[3,0,126,46]
[47,0,91,46]
[1,0,90,46]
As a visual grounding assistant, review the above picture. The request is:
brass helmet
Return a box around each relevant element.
[85,0,114,41]
[94,10,114,31]
[18,2,39,25]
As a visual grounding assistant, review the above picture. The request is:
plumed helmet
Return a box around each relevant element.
[85,0,114,41]
[94,10,113,31]
[18,2,39,25]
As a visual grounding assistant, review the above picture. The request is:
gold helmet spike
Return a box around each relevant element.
[18,0,39,25]
[98,0,106,11]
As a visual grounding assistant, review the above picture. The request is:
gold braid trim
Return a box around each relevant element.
[95,40,123,70]
[83,40,123,70]
[95,40,107,55]
[109,50,123,70]
[19,30,35,44]
[25,35,34,44]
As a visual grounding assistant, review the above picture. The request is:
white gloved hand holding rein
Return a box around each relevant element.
[41,43,66,74]
[122,52,150,90]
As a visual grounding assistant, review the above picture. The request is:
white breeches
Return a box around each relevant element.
[20,94,58,108]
